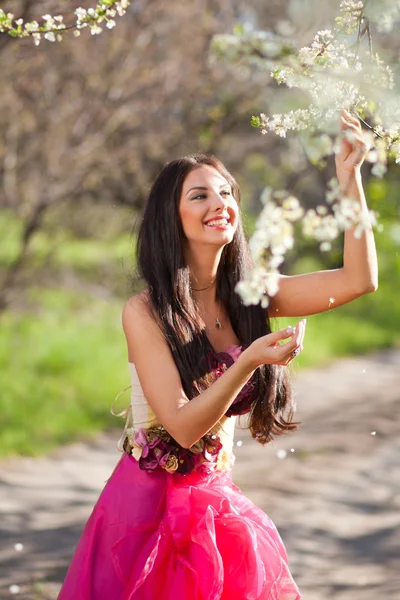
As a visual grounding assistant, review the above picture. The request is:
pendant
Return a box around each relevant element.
[215,318,222,329]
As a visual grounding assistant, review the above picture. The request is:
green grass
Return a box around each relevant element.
[0,289,130,457]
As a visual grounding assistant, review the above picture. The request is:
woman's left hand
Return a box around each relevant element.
[335,109,370,181]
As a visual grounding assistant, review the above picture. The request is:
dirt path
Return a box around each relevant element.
[1,349,399,599]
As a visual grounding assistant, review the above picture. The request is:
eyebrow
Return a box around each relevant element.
[186,184,230,196]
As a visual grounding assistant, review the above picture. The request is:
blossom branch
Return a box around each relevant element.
[212,0,399,306]
[0,0,130,45]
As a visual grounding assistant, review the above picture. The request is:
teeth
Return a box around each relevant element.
[206,219,229,227]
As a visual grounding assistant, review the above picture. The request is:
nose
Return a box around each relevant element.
[211,190,228,212]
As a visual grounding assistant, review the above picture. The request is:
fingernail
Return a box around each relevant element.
[286,326,295,334]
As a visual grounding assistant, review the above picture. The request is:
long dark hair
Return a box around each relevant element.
[136,154,298,444]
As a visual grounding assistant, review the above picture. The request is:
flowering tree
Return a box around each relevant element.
[1,0,398,310]
[0,0,272,313]
[0,0,129,44]
[212,0,400,306]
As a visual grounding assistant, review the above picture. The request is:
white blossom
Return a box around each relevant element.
[91,25,103,35]
[371,162,387,177]
[75,8,87,20]
[44,32,56,42]
[25,21,39,32]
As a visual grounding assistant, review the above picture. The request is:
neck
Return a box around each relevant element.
[187,245,223,305]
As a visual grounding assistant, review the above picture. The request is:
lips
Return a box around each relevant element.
[204,215,231,227]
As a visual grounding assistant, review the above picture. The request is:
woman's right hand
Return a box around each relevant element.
[243,319,307,369]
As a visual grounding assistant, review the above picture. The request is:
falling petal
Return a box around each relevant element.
[276,449,287,460]
[371,431,377,436]
[362,369,366,373]
[9,585,20,595]
[236,440,243,447]
[290,448,295,453]
[14,543,23,552]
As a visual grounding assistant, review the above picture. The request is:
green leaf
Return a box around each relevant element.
[233,23,244,37]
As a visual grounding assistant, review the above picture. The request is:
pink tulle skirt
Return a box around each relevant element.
[58,453,301,600]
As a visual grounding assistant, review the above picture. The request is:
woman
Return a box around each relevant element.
[58,111,377,599]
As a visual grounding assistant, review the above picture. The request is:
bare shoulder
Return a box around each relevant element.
[122,289,151,318]
[121,290,190,440]
[122,290,162,363]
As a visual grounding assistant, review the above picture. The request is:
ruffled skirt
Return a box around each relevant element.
[58,453,301,600]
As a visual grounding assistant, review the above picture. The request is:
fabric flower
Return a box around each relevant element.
[135,430,170,472]
[175,449,197,475]
[122,425,224,476]
[188,438,205,454]
[224,345,243,362]
[163,454,179,473]
[133,428,148,447]
[202,433,223,462]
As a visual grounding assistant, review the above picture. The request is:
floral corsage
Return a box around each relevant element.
[123,425,223,476]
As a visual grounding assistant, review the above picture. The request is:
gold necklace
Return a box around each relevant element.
[198,299,222,329]
[190,278,216,292]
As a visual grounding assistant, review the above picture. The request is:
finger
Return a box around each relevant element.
[341,118,360,132]
[344,110,361,127]
[273,338,298,362]
[285,319,306,359]
[273,320,305,360]
[282,346,300,365]
[341,108,361,125]
[267,324,298,347]
[342,109,361,126]
[292,318,305,348]
[282,349,298,365]
[299,319,306,350]
[298,319,306,351]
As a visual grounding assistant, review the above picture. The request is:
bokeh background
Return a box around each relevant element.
[0,1,399,598]
[1,0,398,456]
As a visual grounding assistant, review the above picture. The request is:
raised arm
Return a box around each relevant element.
[269,110,378,319]
[122,294,304,448]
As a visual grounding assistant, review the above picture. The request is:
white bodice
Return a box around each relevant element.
[128,362,159,430]
[128,362,236,466]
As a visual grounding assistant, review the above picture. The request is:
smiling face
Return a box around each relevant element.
[178,164,239,250]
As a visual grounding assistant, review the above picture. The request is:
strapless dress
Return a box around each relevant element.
[57,345,301,600]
